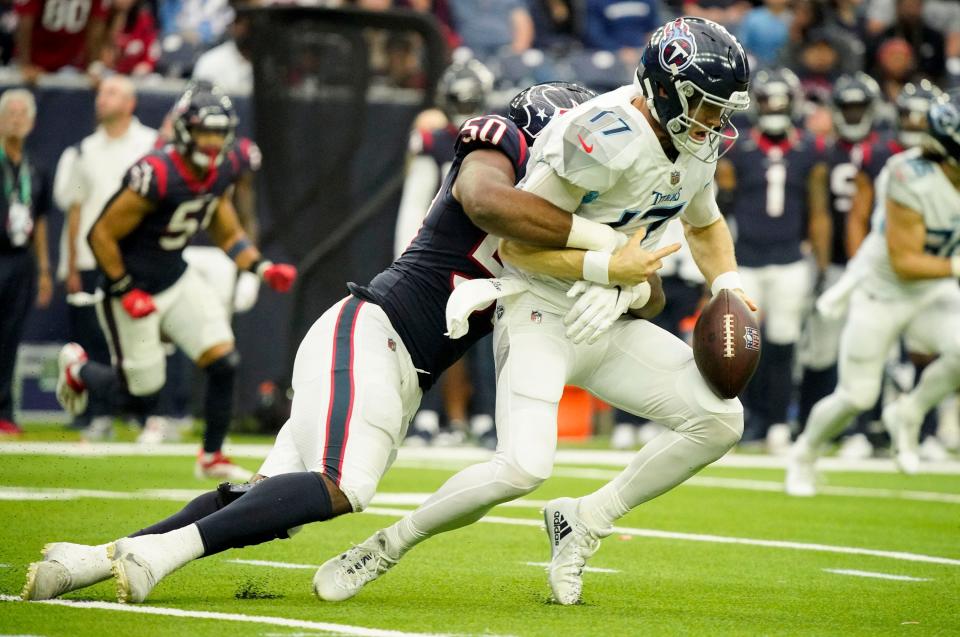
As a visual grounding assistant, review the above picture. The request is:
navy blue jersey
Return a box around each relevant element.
[411,124,458,175]
[727,129,822,267]
[112,145,243,293]
[822,132,899,265]
[350,114,528,390]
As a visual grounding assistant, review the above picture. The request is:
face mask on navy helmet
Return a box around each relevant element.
[437,59,495,129]
[751,67,802,138]
[896,79,943,149]
[831,72,881,143]
[171,81,238,169]
[638,17,751,162]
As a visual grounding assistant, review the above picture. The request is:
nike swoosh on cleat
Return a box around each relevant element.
[577,134,594,153]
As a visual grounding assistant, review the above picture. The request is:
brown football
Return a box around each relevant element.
[692,289,761,399]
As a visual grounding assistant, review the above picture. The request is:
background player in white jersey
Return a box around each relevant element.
[313,17,755,607]
[787,90,960,496]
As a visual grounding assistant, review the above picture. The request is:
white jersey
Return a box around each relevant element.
[510,85,720,306]
[857,148,960,300]
[53,118,158,277]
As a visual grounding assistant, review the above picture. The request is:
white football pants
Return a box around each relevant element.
[739,260,810,345]
[803,283,960,448]
[257,297,422,512]
[385,291,743,551]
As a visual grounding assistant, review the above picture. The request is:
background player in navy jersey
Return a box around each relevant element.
[797,72,899,456]
[22,81,658,604]
[716,67,830,452]
[52,83,297,481]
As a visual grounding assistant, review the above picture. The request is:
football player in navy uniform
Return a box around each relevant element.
[53,83,297,480]
[396,58,496,447]
[797,72,899,451]
[716,67,830,451]
[22,82,653,604]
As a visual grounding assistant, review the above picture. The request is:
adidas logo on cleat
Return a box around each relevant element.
[553,511,572,546]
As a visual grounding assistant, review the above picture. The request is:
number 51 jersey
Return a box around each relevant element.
[350,115,528,390]
[108,145,248,294]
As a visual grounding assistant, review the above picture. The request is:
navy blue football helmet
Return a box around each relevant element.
[437,59,494,127]
[508,81,598,146]
[831,72,881,143]
[751,67,803,137]
[638,17,750,161]
[926,89,960,163]
[896,79,943,149]
[171,81,238,168]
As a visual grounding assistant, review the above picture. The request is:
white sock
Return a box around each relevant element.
[578,415,740,532]
[901,355,960,423]
[803,391,861,448]
[49,543,112,587]
[127,525,204,580]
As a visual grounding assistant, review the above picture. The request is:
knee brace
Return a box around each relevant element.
[206,349,240,379]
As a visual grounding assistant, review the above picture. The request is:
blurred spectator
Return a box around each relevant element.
[529,0,576,51]
[158,0,234,49]
[398,0,461,51]
[0,89,51,436]
[785,28,844,106]
[866,0,945,81]
[104,0,161,75]
[581,0,659,69]
[0,0,16,64]
[13,0,109,82]
[192,12,251,93]
[382,32,428,88]
[53,76,157,437]
[739,0,792,67]
[449,0,534,59]
[681,0,752,29]
[874,37,914,102]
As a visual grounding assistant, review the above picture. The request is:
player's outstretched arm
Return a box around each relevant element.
[886,197,958,280]
[88,188,153,281]
[683,216,758,311]
[807,162,832,271]
[500,227,679,286]
[210,195,297,293]
[454,150,624,252]
[845,169,873,257]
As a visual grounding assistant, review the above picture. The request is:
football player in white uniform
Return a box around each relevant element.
[314,17,755,606]
[787,90,960,495]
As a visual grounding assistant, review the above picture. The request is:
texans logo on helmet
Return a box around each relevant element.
[659,19,697,74]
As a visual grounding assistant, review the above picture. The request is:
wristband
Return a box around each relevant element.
[952,255,960,278]
[710,271,743,296]
[567,215,624,252]
[628,281,652,309]
[249,258,274,278]
[107,273,134,297]
[226,237,252,260]
[582,251,611,285]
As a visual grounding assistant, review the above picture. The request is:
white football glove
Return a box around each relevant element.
[563,280,653,345]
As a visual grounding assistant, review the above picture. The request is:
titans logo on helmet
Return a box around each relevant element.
[658,19,697,74]
[930,101,960,142]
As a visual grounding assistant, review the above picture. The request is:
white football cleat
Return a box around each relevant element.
[194,451,253,481]
[785,437,817,497]
[110,537,170,604]
[919,435,951,462]
[56,343,88,417]
[837,433,873,460]
[543,497,602,605]
[313,530,398,602]
[882,400,922,475]
[22,542,112,600]
[138,416,181,444]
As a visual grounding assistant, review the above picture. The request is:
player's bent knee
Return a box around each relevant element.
[125,365,166,396]
[492,453,548,495]
[838,378,880,412]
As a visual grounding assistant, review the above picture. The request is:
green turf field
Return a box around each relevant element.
[1,442,958,636]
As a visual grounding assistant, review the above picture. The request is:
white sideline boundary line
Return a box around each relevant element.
[360,507,960,568]
[823,569,931,582]
[0,594,458,637]
[523,562,619,574]
[2,442,959,475]
[2,486,960,568]
[228,559,316,570]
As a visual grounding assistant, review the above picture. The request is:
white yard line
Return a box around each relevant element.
[823,569,931,582]
[2,442,959,475]
[523,562,619,574]
[359,507,960,568]
[227,559,317,570]
[0,595,460,637]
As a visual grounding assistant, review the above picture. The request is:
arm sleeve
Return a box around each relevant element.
[394,155,440,257]
[681,179,723,227]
